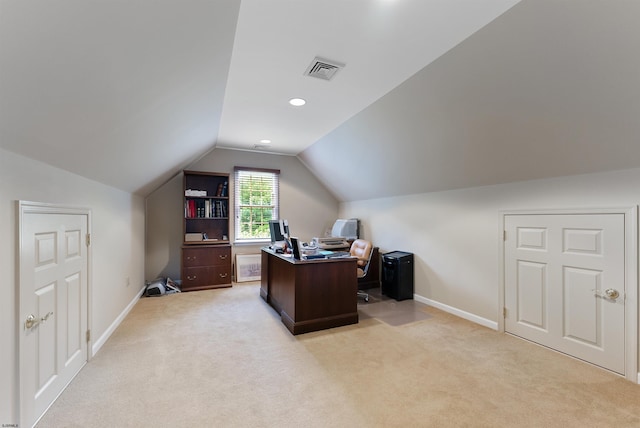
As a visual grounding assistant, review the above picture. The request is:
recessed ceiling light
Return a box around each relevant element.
[289,98,306,106]
[260,139,271,144]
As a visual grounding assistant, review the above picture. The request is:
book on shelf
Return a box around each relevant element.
[185,198,227,219]
[185,200,197,218]
[197,199,205,218]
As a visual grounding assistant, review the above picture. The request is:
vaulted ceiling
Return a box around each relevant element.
[2,1,640,201]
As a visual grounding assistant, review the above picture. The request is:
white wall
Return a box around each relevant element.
[0,148,145,424]
[145,148,339,281]
[341,167,640,372]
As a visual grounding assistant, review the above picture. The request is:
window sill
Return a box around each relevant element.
[234,239,270,246]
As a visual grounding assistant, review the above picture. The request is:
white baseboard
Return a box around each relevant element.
[414,294,498,331]
[91,286,145,357]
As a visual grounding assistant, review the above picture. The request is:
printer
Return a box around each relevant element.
[310,219,358,250]
[311,237,350,250]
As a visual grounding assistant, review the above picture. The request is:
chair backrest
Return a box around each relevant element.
[349,239,373,277]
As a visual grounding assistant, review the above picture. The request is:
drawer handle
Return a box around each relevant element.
[219,254,228,260]
[187,256,196,261]
[219,273,228,278]
[187,275,197,281]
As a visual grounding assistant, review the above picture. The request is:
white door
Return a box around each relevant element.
[504,213,625,375]
[19,203,89,427]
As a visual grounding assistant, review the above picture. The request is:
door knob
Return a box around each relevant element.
[604,288,620,299]
[593,288,620,300]
[25,314,39,329]
[25,311,54,329]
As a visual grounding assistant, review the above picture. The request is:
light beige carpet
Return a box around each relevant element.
[37,283,640,428]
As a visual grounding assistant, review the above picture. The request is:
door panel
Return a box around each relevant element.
[563,267,600,346]
[505,213,625,375]
[20,206,89,427]
[34,282,56,395]
[516,260,547,331]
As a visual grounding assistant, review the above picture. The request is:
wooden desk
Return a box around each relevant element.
[260,248,358,335]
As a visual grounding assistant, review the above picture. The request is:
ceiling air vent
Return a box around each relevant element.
[304,57,345,81]
[253,144,271,151]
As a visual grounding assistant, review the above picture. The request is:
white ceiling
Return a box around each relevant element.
[217,0,520,154]
[3,1,640,202]
[0,0,519,195]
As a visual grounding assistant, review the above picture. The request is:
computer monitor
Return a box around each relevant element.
[331,218,358,240]
[290,237,302,260]
[269,219,290,244]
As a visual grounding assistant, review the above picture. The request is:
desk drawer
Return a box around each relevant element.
[183,246,230,267]
[181,245,231,291]
[182,266,230,288]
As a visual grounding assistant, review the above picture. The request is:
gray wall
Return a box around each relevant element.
[339,167,640,380]
[0,148,145,423]
[145,148,340,281]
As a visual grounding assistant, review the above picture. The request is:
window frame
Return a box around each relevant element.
[233,166,280,244]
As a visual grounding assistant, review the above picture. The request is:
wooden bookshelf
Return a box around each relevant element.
[181,170,231,290]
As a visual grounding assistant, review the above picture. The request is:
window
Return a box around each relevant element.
[234,167,280,242]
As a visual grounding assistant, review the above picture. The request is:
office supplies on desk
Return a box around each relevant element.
[304,253,326,260]
[301,241,318,250]
[270,241,286,252]
[325,251,351,258]
[303,249,350,260]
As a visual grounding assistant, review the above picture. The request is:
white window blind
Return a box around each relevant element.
[234,167,280,241]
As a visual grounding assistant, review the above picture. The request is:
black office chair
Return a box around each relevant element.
[349,239,374,302]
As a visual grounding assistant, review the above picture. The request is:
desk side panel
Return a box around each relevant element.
[295,259,357,321]
[266,253,296,318]
[260,250,269,301]
[290,258,358,334]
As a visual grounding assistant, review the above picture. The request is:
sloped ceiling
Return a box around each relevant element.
[2,1,640,201]
[0,0,240,196]
[300,0,640,201]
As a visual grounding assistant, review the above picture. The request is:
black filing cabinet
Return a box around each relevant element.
[381,251,414,301]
